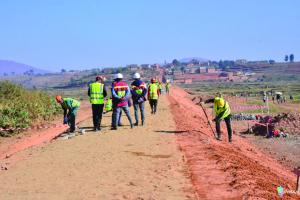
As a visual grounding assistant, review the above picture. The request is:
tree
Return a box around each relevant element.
[4,73,8,76]
[180,66,185,75]
[12,72,15,75]
[290,54,294,62]
[269,60,275,65]
[172,59,181,66]
[29,69,34,74]
[191,59,198,62]
[285,55,288,62]
[61,69,66,73]
[219,60,225,68]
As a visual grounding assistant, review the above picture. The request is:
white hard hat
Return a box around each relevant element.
[133,73,140,79]
[114,73,123,79]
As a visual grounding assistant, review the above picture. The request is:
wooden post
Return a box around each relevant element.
[266,123,269,136]
[297,166,300,194]
[267,96,269,114]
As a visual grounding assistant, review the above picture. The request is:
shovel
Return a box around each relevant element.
[199,103,217,139]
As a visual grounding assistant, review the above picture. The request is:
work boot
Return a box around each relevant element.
[151,110,153,114]
[216,135,222,141]
[141,121,145,126]
[111,126,118,130]
[97,126,103,131]
[154,111,156,115]
[134,121,139,126]
[118,123,124,126]
[131,124,134,129]
[229,137,232,143]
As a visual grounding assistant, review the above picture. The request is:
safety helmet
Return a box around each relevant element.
[133,73,140,79]
[219,93,222,95]
[56,95,62,103]
[96,75,103,83]
[114,73,123,79]
[217,98,225,107]
[151,78,156,83]
[166,82,169,84]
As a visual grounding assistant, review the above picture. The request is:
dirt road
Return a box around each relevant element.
[0,94,196,199]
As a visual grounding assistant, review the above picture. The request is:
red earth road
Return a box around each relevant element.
[0,103,92,168]
[167,87,298,199]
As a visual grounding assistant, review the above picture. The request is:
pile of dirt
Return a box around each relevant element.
[251,112,300,136]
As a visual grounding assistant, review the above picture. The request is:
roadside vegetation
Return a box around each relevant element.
[0,81,61,137]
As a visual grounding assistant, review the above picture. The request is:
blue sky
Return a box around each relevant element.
[0,0,299,72]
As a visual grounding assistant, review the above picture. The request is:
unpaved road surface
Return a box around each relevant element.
[0,94,196,199]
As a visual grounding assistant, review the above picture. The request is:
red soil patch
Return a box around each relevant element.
[167,87,298,199]
[0,102,92,168]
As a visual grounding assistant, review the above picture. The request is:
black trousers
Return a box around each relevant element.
[92,104,104,128]
[149,99,158,112]
[215,115,232,139]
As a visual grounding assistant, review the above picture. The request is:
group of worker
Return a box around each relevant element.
[56,73,171,132]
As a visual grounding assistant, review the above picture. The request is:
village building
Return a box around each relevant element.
[236,59,247,64]
[127,64,138,71]
[199,67,206,74]
[141,64,151,69]
[206,67,215,73]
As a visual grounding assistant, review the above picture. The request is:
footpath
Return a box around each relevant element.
[0,94,196,199]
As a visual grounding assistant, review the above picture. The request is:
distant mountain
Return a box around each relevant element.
[179,57,209,63]
[0,60,52,76]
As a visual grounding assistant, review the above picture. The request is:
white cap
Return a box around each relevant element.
[133,73,140,79]
[114,73,123,79]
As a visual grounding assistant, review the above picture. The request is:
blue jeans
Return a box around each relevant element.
[133,102,145,122]
[112,104,122,126]
[114,103,133,128]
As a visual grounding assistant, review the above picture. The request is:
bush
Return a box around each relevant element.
[0,81,61,135]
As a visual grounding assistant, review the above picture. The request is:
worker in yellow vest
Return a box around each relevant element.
[147,78,160,114]
[56,96,80,133]
[105,96,113,112]
[158,82,162,94]
[201,97,232,142]
[88,76,107,131]
[166,82,170,95]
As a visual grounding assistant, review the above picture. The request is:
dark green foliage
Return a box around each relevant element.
[0,81,61,135]
[290,54,294,62]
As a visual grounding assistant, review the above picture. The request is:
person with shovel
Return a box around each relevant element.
[200,97,232,142]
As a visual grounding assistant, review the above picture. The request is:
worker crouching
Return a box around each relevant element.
[202,97,232,142]
[56,96,80,133]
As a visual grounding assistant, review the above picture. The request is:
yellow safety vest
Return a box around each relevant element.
[159,84,162,89]
[89,82,104,104]
[213,97,230,119]
[105,99,112,111]
[149,84,158,100]
[132,82,146,95]
[166,84,170,89]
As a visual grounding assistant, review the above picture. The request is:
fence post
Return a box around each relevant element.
[266,123,269,136]
[267,96,269,114]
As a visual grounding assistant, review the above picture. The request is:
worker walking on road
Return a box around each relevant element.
[56,96,80,133]
[111,73,134,130]
[158,82,162,94]
[148,78,160,114]
[283,95,286,103]
[88,76,107,131]
[131,73,147,126]
[166,82,170,95]
[263,93,266,103]
[201,97,232,142]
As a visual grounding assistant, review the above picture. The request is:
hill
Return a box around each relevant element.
[0,60,52,76]
[179,57,209,63]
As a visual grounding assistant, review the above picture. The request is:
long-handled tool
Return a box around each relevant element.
[199,103,217,139]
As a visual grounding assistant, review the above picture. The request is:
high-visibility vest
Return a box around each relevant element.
[166,84,170,89]
[213,97,230,119]
[62,98,80,110]
[114,81,128,98]
[105,99,112,111]
[132,82,146,95]
[149,84,158,100]
[220,95,223,99]
[89,82,104,104]
[159,84,162,89]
